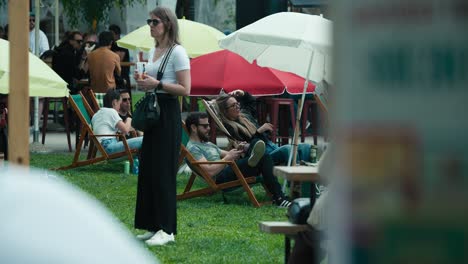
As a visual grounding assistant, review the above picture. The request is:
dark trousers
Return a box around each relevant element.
[215,153,283,199]
[134,94,181,234]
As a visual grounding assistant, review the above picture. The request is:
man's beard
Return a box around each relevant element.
[197,130,209,142]
[121,106,130,114]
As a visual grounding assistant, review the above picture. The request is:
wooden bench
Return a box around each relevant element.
[262,167,319,263]
[259,221,310,263]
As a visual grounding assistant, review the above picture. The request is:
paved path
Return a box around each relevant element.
[28,131,231,153]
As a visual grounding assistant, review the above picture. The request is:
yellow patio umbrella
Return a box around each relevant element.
[0,39,69,97]
[117,18,225,58]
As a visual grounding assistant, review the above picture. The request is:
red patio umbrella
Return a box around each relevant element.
[190,50,315,96]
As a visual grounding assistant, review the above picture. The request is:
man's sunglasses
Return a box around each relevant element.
[197,124,210,129]
[122,98,131,102]
[146,19,162,26]
[29,18,35,22]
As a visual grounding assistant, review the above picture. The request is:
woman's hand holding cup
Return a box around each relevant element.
[136,74,158,92]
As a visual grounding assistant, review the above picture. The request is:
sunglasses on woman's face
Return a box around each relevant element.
[226,102,240,109]
[146,19,162,26]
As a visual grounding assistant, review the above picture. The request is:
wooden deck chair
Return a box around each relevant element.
[80,89,137,158]
[81,87,101,113]
[83,88,137,137]
[76,89,100,157]
[72,88,100,153]
[177,121,270,207]
[55,93,138,170]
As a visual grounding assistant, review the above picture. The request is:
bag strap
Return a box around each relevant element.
[156,44,177,81]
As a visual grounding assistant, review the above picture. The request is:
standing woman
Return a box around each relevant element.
[134,6,191,246]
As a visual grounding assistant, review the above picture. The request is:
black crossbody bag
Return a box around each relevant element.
[132,44,177,131]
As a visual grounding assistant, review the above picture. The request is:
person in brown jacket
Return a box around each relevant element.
[87,31,121,93]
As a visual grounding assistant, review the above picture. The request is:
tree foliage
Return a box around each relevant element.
[61,0,146,30]
[0,0,146,29]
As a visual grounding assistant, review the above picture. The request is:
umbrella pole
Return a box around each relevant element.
[55,0,60,47]
[33,0,40,143]
[288,51,314,166]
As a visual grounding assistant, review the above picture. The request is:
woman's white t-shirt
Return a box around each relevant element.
[146,45,190,93]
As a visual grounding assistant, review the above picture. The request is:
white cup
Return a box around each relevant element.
[136,62,147,77]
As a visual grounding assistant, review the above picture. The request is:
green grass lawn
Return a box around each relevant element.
[30,153,288,263]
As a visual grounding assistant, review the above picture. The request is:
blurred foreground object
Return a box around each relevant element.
[0,39,68,97]
[0,166,158,264]
[334,0,468,263]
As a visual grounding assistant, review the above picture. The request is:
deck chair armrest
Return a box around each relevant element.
[192,160,234,165]
[93,134,121,138]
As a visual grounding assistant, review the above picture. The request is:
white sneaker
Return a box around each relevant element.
[145,230,175,246]
[136,231,155,241]
[248,140,265,167]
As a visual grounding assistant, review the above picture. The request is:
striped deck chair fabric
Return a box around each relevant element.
[94,93,105,108]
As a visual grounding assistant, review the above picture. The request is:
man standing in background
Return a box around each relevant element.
[52,31,83,93]
[87,31,121,93]
[29,12,49,56]
[109,24,131,91]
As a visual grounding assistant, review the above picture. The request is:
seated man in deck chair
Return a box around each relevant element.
[185,112,291,208]
[117,89,142,137]
[91,89,142,154]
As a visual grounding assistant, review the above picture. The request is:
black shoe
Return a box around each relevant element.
[274,196,292,208]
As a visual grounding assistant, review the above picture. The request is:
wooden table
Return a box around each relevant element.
[274,165,319,199]
[272,165,320,263]
[274,166,319,182]
[259,221,310,235]
[259,221,311,263]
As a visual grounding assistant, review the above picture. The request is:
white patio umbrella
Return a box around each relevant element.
[219,12,333,165]
[0,39,69,97]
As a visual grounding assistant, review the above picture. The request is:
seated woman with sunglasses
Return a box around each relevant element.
[215,90,313,165]
[91,89,142,154]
